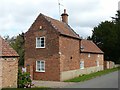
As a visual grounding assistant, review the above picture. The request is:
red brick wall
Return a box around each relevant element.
[80,53,104,68]
[59,36,80,72]
[25,15,60,81]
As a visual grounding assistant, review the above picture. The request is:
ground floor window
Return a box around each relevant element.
[80,61,84,69]
[96,60,99,67]
[36,60,45,72]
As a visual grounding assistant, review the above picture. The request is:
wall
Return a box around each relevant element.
[59,36,80,81]
[25,15,60,81]
[80,53,104,68]
[104,61,115,69]
[0,58,18,88]
[60,65,103,81]
[59,36,80,72]
[60,51,104,81]
[58,53,104,81]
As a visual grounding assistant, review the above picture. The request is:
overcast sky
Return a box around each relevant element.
[0,0,119,38]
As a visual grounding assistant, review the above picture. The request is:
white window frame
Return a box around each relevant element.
[80,61,84,69]
[36,60,45,72]
[88,53,90,57]
[36,37,45,48]
[96,60,99,67]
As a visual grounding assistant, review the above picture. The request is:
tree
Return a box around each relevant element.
[112,11,120,23]
[89,11,120,64]
[10,33,25,66]
[113,10,120,63]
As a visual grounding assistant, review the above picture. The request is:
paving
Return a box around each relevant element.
[32,71,119,88]
[32,80,76,88]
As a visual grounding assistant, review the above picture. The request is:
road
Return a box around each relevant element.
[64,71,119,88]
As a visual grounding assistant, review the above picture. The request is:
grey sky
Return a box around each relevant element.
[0,0,119,38]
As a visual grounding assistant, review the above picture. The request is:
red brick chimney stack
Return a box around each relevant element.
[61,9,68,24]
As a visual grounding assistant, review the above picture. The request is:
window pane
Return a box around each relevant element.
[37,61,41,71]
[41,37,44,41]
[37,61,40,64]
[41,68,45,71]
[80,61,84,69]
[40,37,45,47]
[36,38,41,47]
[41,43,44,47]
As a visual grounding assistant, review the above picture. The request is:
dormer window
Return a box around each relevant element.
[36,37,45,48]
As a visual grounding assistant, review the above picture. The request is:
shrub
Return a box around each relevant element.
[17,69,32,88]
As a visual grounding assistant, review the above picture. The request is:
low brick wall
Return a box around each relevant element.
[0,58,18,88]
[60,65,103,81]
[104,61,115,69]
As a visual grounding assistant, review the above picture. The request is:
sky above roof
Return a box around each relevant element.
[0,0,119,38]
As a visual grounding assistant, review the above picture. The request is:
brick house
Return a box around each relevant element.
[25,9,104,81]
[0,36,19,88]
[80,40,104,74]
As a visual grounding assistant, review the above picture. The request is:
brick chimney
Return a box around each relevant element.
[61,9,68,24]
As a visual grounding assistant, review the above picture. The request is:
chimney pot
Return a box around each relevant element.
[64,9,66,14]
[61,9,68,24]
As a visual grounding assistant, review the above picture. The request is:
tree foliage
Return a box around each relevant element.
[11,33,25,66]
[7,33,25,66]
[89,11,120,64]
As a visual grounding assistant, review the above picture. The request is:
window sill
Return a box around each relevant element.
[80,68,84,70]
[36,47,45,49]
[36,70,45,72]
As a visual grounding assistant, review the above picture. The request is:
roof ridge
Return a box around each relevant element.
[41,13,80,39]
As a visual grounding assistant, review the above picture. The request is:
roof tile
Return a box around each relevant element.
[0,36,19,57]
[81,39,104,54]
[41,14,80,39]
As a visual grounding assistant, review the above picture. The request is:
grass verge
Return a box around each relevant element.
[65,67,120,82]
[2,88,51,90]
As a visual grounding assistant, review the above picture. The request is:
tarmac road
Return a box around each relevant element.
[65,70,119,88]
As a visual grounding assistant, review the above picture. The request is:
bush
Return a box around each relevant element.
[18,69,32,88]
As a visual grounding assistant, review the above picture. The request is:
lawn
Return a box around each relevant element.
[65,67,120,82]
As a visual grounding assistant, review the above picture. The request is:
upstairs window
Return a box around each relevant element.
[36,37,45,48]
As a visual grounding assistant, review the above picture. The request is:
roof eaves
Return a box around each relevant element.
[1,56,19,58]
[80,51,104,54]
[60,33,81,40]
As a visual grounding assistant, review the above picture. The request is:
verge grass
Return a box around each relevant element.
[65,67,120,82]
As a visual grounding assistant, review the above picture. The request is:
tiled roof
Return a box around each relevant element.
[81,39,104,54]
[0,36,19,57]
[41,14,80,39]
